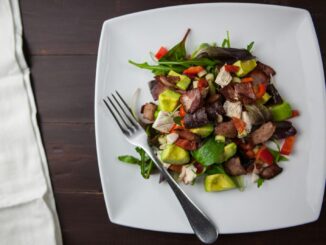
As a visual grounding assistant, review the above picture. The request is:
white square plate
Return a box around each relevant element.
[95,3,326,234]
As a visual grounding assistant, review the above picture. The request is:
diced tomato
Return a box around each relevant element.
[224,65,240,73]
[241,77,254,83]
[197,78,209,90]
[169,164,183,173]
[183,66,204,75]
[155,46,168,60]
[169,123,183,133]
[232,117,246,133]
[179,105,186,117]
[280,136,296,155]
[194,162,204,174]
[291,110,300,118]
[256,146,274,165]
[254,83,266,99]
[175,139,197,151]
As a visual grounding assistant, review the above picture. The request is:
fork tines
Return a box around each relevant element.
[103,91,140,136]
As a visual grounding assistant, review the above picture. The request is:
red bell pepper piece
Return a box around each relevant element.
[183,66,205,75]
[256,146,274,165]
[291,110,300,118]
[232,117,246,133]
[241,77,254,83]
[197,78,208,90]
[224,65,240,73]
[155,46,168,60]
[179,105,186,117]
[280,136,296,155]
[254,83,266,99]
[175,139,197,151]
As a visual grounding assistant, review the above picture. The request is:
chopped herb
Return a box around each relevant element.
[246,41,255,52]
[221,31,231,48]
[173,116,182,126]
[257,178,264,188]
[118,147,155,179]
[118,155,140,164]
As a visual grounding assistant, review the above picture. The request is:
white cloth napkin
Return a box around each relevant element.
[0,0,62,244]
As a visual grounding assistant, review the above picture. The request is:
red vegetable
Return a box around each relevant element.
[291,110,300,118]
[179,105,186,117]
[280,136,296,155]
[254,83,266,99]
[155,46,168,60]
[175,139,197,151]
[197,78,208,90]
[224,65,240,73]
[241,77,254,83]
[183,66,204,75]
[256,146,274,165]
[169,123,183,133]
[232,117,246,134]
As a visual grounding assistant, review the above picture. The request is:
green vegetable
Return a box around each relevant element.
[192,137,225,166]
[268,140,289,163]
[233,59,257,77]
[168,70,191,90]
[231,176,245,191]
[205,164,225,175]
[129,59,218,76]
[221,31,231,48]
[191,43,211,58]
[173,116,182,126]
[118,155,140,164]
[269,101,292,121]
[246,41,255,52]
[189,124,214,137]
[204,173,236,192]
[160,29,190,61]
[158,89,181,112]
[256,178,264,188]
[118,147,154,179]
[161,144,190,164]
[215,135,225,143]
[224,142,237,161]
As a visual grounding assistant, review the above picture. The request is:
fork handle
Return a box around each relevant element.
[143,146,218,244]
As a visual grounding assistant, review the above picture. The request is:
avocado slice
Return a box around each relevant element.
[190,124,214,137]
[233,59,257,77]
[161,144,190,164]
[158,89,181,112]
[168,70,191,90]
[224,142,237,161]
[205,173,236,192]
[269,101,292,121]
[192,137,225,166]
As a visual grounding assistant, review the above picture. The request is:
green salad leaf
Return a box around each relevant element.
[221,31,231,48]
[160,28,191,61]
[192,137,225,166]
[256,178,265,188]
[246,41,255,52]
[118,147,154,179]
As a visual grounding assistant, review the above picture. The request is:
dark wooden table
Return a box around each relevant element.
[20,0,325,244]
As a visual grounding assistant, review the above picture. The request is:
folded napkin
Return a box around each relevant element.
[0,1,62,244]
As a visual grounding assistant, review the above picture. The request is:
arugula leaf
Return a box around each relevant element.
[246,41,255,52]
[158,58,219,67]
[118,148,154,179]
[268,140,288,163]
[279,155,289,162]
[256,178,264,188]
[221,31,231,48]
[135,147,154,179]
[118,155,140,164]
[129,60,181,75]
[160,28,191,61]
[173,116,182,126]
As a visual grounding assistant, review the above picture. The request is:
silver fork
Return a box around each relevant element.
[103,91,218,244]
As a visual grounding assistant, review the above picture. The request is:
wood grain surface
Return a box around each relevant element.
[19,0,326,244]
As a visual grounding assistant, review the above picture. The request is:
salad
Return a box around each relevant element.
[118,29,298,192]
